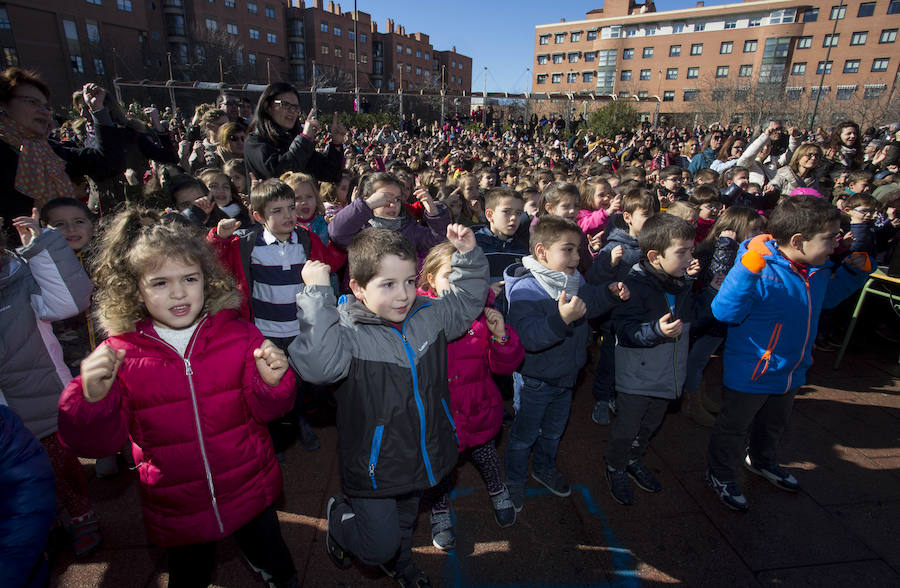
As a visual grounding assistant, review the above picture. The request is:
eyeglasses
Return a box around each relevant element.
[11,95,51,111]
[272,99,300,113]
[852,208,876,215]
[701,203,724,211]
[732,144,745,150]
[228,135,246,142]
[802,153,821,160]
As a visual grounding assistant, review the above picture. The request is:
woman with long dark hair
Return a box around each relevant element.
[823,121,863,173]
[244,82,346,182]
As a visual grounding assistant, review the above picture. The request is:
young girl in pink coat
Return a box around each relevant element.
[418,241,525,551]
[57,209,299,588]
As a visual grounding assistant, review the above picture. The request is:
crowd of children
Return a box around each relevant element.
[1,64,899,587]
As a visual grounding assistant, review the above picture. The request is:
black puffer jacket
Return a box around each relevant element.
[244,129,343,182]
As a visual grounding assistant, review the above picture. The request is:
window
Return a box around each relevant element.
[602,25,621,39]
[786,87,802,100]
[265,6,275,18]
[555,33,566,43]
[645,25,657,36]
[687,66,699,78]
[94,58,104,75]
[205,18,217,31]
[637,90,648,98]
[688,43,702,56]
[553,54,564,64]
[837,86,856,100]
[360,54,368,63]
[716,66,729,78]
[663,90,674,101]
[536,74,547,84]
[748,17,761,27]
[320,43,329,55]
[287,19,303,37]
[823,34,839,47]
[666,67,678,79]
[797,36,812,49]
[568,52,579,63]
[250,28,261,40]
[672,23,685,34]
[117,0,132,11]
[791,62,807,75]
[669,45,681,56]
[817,60,833,74]
[720,41,733,54]
[890,0,900,14]
[583,71,593,82]
[872,58,889,72]
[769,9,795,23]
[86,0,102,4]
[248,2,257,14]
[865,85,885,98]
[683,89,699,101]
[3,47,18,66]
[334,47,342,58]
[587,29,598,40]
[266,32,276,43]
[537,54,549,65]
[744,40,757,52]
[625,27,637,37]
[584,52,595,62]
[71,55,84,73]
[712,89,728,101]
[227,23,238,35]
[567,72,578,83]
[248,53,256,64]
[640,69,651,80]
[396,44,402,53]
[415,66,421,75]
[858,2,875,17]
[735,88,750,101]
[406,47,411,55]
[810,86,829,100]
[881,29,898,43]
[739,64,753,77]
[289,42,305,59]
[620,70,632,81]
[572,31,582,42]
[844,59,860,73]
[331,26,341,37]
[830,5,846,20]
[694,22,705,32]
[725,20,736,29]
[851,32,868,45]
[642,47,654,58]
[64,19,79,41]
[618,91,630,98]
[225,0,235,6]
[764,37,791,58]
[0,8,9,29]
[551,73,562,83]
[539,34,549,45]
[416,49,421,58]
[86,20,101,43]
[623,48,634,59]
[803,8,819,22]
[758,63,785,83]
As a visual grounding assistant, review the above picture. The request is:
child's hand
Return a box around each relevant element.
[216,218,241,238]
[301,260,332,286]
[588,232,603,252]
[720,230,738,241]
[844,251,870,272]
[414,184,437,215]
[253,339,289,387]
[446,223,475,253]
[365,187,397,210]
[490,280,505,298]
[302,108,320,137]
[610,245,624,267]
[249,171,261,191]
[12,207,40,246]
[558,291,587,324]
[193,195,215,216]
[686,258,701,277]
[658,313,683,338]
[81,345,126,402]
[710,272,726,290]
[483,307,506,339]
[609,281,630,301]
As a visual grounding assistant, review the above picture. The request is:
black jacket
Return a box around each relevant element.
[244,129,343,182]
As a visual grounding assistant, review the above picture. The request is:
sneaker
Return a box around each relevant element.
[380,563,432,587]
[591,401,610,425]
[507,484,525,513]
[705,470,749,511]
[70,511,102,557]
[297,418,321,452]
[626,460,662,493]
[94,455,119,479]
[608,397,618,416]
[489,487,517,527]
[325,496,353,569]
[531,469,571,497]
[743,455,800,492]
[430,510,455,551]
[606,468,634,505]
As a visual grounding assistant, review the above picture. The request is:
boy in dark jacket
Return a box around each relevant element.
[290,225,488,587]
[504,216,629,512]
[607,214,704,505]
[473,187,529,312]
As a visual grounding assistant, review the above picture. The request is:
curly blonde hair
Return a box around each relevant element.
[91,207,240,335]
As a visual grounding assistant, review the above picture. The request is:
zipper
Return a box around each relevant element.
[396,302,437,486]
[751,323,783,381]
[664,293,679,395]
[440,397,459,445]
[139,316,225,534]
[784,271,812,394]
[367,425,385,489]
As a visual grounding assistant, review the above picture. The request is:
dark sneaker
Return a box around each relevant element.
[507,484,525,512]
[490,486,517,527]
[380,563,432,587]
[531,469,571,497]
[744,455,800,492]
[606,468,634,505]
[325,495,353,569]
[430,510,455,551]
[627,460,662,493]
[592,401,611,425]
[705,470,749,511]
[608,397,618,415]
[298,418,321,452]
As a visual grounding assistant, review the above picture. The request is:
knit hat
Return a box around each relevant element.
[789,187,823,198]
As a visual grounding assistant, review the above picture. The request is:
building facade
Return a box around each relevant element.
[533,0,900,125]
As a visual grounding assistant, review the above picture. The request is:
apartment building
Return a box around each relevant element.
[533,0,900,123]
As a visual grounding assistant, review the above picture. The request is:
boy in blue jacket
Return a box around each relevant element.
[706,195,872,511]
[504,216,629,512]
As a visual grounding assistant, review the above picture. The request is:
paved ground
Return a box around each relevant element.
[50,338,900,587]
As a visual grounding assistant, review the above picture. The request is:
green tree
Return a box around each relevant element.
[587,101,640,138]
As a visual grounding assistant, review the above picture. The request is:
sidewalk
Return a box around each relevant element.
[51,342,900,587]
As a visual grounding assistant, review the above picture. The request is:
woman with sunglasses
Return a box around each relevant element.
[770,143,825,197]
[244,82,346,183]
[209,121,247,169]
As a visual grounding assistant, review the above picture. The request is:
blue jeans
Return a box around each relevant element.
[504,376,573,487]
[683,335,724,397]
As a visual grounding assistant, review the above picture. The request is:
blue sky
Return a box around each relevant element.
[360,0,735,92]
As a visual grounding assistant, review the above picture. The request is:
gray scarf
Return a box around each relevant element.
[368,215,403,231]
[522,255,581,300]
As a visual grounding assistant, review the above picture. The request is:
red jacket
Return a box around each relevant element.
[419,290,524,451]
[57,310,296,547]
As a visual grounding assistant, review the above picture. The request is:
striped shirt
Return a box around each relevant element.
[250,228,307,338]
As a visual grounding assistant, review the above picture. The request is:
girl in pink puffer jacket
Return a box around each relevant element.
[57,209,299,588]
[418,241,525,551]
